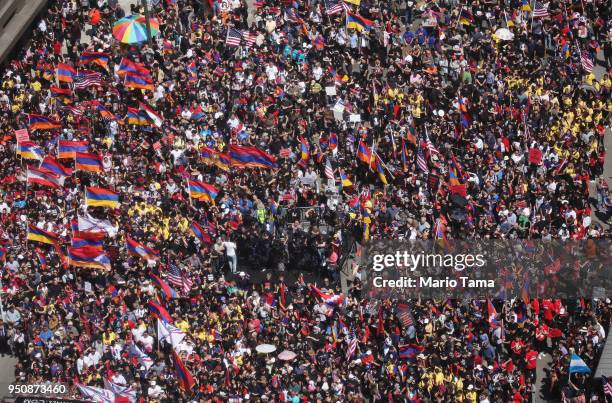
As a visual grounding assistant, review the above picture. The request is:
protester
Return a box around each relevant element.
[0,0,610,401]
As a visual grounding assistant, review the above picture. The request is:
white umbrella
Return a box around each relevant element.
[495,28,514,41]
[278,350,297,361]
[256,344,277,354]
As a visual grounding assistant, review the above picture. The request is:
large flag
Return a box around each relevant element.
[58,139,89,159]
[187,180,219,203]
[28,114,61,131]
[74,70,103,89]
[172,350,196,392]
[27,224,59,245]
[75,152,103,172]
[90,100,118,120]
[399,344,424,360]
[85,187,120,208]
[148,299,174,323]
[40,156,73,176]
[126,107,150,126]
[68,246,111,270]
[117,57,150,77]
[167,264,193,294]
[532,1,549,18]
[124,73,154,90]
[569,353,591,374]
[226,28,242,47]
[346,12,373,31]
[16,141,44,161]
[127,237,160,260]
[103,378,137,403]
[189,221,212,244]
[80,51,110,68]
[310,284,344,306]
[56,63,77,82]
[157,319,186,348]
[27,168,65,188]
[129,343,154,371]
[77,384,115,403]
[71,236,104,250]
[150,273,177,299]
[229,145,277,169]
[78,215,118,237]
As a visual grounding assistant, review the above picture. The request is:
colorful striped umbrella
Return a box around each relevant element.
[112,15,160,44]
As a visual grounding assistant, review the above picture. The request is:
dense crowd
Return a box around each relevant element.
[0,0,611,401]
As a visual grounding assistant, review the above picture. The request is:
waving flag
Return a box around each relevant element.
[74,70,103,89]
[339,169,352,187]
[189,221,212,244]
[310,284,344,306]
[16,141,44,161]
[167,264,193,294]
[27,167,65,188]
[139,102,163,127]
[226,28,242,47]
[56,63,77,82]
[117,57,150,77]
[103,378,137,403]
[28,114,61,131]
[459,8,474,25]
[124,73,154,90]
[58,139,88,158]
[172,350,196,392]
[229,145,277,169]
[90,100,118,120]
[27,224,59,245]
[374,156,388,185]
[581,52,594,73]
[298,136,310,164]
[157,319,186,347]
[150,273,177,299]
[448,156,463,185]
[148,300,174,323]
[75,152,103,172]
[50,86,73,103]
[346,12,373,31]
[127,237,160,260]
[487,299,501,329]
[324,159,335,180]
[40,156,73,176]
[67,246,111,270]
[80,51,110,68]
[187,180,219,204]
[532,1,549,18]
[399,344,423,360]
[325,0,347,15]
[199,146,217,165]
[129,344,154,371]
[78,215,118,237]
[85,187,120,208]
[71,236,104,250]
[77,384,115,403]
[569,353,591,374]
[126,107,150,126]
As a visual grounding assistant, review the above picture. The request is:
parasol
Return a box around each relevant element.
[255,344,277,354]
[278,350,297,361]
[494,28,514,41]
[112,15,160,44]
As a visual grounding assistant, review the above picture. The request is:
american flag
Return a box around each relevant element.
[416,147,429,173]
[325,159,335,180]
[604,376,612,397]
[167,264,193,294]
[60,105,83,116]
[226,28,242,47]
[325,0,347,15]
[581,52,594,72]
[532,2,549,18]
[242,31,257,47]
[346,330,358,359]
[74,71,103,89]
[424,132,441,157]
[285,8,302,24]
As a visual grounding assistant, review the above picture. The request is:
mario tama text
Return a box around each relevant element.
[359,240,611,300]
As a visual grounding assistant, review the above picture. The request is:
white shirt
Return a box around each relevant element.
[223,242,237,257]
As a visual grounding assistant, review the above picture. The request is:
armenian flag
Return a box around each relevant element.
[35,248,47,269]
[126,107,150,125]
[189,221,212,244]
[56,63,77,82]
[80,51,110,68]
[329,132,338,151]
[150,273,176,299]
[71,236,104,250]
[85,186,120,208]
[348,196,361,211]
[172,350,196,392]
[67,246,111,270]
[375,156,388,185]
[27,168,65,188]
[229,145,277,169]
[75,152,103,172]
[50,86,73,103]
[27,224,60,245]
[28,114,61,131]
[310,284,344,306]
[199,146,217,165]
[339,169,353,187]
[459,8,474,25]
[58,140,89,159]
[126,237,160,260]
[215,153,231,171]
[117,57,150,77]
[299,136,310,163]
[401,139,408,172]
[448,156,463,185]
[148,300,174,323]
[458,97,472,128]
[346,12,373,31]
[356,141,375,166]
[90,101,118,120]
[16,141,44,160]
[399,344,423,360]
[124,73,154,90]
[0,248,6,262]
[187,180,219,203]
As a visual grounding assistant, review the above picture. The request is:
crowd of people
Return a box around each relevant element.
[0,0,610,401]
